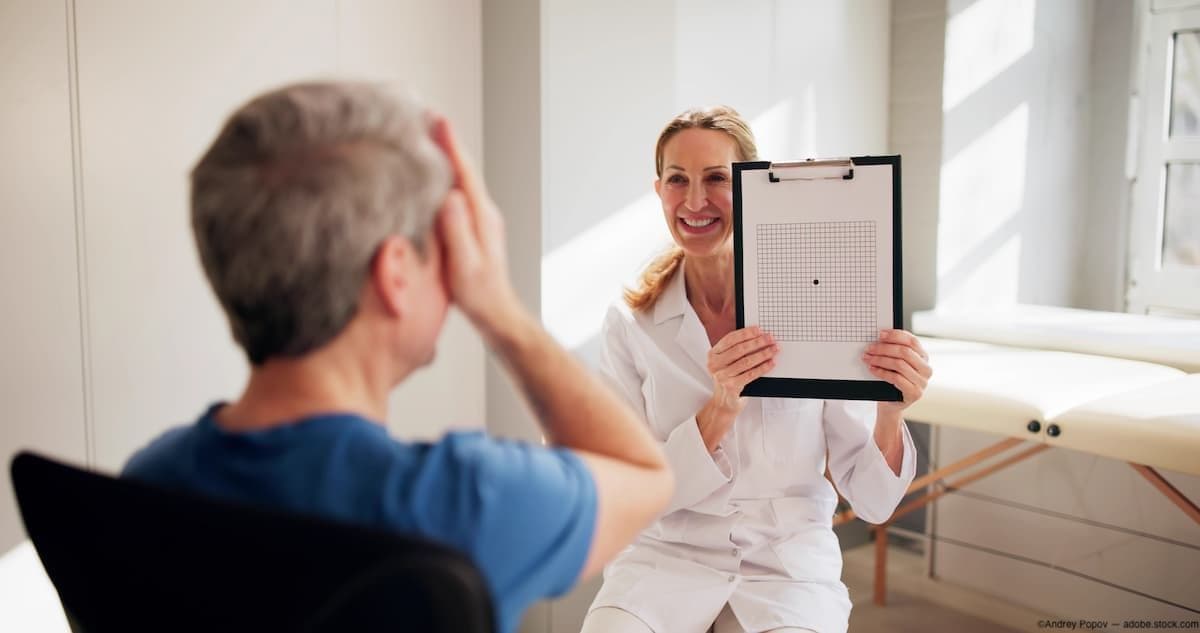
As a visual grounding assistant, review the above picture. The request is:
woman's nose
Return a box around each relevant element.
[685,181,706,211]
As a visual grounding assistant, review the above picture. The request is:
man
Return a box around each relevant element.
[123,81,673,633]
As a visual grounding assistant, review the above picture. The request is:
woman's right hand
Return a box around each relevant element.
[696,326,778,452]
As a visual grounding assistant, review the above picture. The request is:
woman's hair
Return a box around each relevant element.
[624,105,758,311]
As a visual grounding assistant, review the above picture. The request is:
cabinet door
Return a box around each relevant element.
[73,1,338,471]
[0,0,88,553]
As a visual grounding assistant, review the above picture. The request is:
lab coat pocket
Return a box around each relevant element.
[645,509,691,544]
[760,398,824,462]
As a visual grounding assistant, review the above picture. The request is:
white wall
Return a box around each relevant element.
[540,1,893,629]
[890,0,946,323]
[0,0,90,558]
[0,0,484,556]
[1080,0,1136,311]
[935,0,1091,310]
[541,0,893,365]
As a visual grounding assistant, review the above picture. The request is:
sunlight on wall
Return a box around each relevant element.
[937,102,1029,305]
[943,0,1035,112]
[753,98,795,161]
[946,234,1023,310]
[541,192,669,349]
[540,102,804,350]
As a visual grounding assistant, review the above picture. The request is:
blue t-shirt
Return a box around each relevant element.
[122,404,597,633]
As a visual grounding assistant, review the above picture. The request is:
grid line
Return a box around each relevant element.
[756,221,877,342]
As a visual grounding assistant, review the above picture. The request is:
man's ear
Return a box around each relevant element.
[369,235,410,319]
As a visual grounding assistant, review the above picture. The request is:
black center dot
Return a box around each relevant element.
[813,279,820,286]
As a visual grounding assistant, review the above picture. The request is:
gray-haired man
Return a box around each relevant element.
[123,81,673,633]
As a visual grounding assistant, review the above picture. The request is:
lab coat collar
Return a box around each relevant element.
[653,261,713,373]
[652,260,689,325]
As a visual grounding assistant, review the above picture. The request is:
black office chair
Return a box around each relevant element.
[10,451,495,633]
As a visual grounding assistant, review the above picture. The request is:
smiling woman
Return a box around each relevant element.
[581,106,930,633]
[624,107,758,314]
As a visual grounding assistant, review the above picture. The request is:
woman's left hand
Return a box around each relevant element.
[862,329,932,414]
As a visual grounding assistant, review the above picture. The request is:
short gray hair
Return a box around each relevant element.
[191,81,451,365]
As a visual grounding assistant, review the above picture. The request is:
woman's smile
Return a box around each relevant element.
[678,215,722,234]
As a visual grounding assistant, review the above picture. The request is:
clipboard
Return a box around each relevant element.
[733,155,903,401]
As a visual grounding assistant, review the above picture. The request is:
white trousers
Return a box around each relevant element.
[579,604,817,633]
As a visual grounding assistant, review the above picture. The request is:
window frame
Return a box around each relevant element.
[1128,1,1200,315]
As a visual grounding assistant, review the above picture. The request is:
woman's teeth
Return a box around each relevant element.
[683,217,716,227]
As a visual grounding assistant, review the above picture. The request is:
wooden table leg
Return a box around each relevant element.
[874,525,888,606]
[863,442,1047,608]
[833,437,1024,526]
[1131,464,1200,526]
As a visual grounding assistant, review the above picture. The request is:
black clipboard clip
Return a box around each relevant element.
[768,157,855,182]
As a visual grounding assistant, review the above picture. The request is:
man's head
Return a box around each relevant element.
[191,81,451,372]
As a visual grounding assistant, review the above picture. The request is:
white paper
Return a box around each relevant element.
[740,162,895,382]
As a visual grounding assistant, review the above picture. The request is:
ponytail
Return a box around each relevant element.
[623,246,684,311]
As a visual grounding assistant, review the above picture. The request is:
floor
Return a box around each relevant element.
[842,542,1042,633]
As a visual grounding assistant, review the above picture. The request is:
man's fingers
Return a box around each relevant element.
[437,191,480,275]
[431,116,489,211]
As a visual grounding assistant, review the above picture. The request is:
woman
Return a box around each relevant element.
[579,107,931,633]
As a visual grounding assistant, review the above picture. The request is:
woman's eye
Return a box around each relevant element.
[667,175,687,185]
[706,173,729,184]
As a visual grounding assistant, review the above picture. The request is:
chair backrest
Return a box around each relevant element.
[10,451,495,633]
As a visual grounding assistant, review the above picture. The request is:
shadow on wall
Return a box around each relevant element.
[936,0,1091,311]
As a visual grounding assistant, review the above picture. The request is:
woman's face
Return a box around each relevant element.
[655,128,740,258]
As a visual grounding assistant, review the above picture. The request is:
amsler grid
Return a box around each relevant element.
[756,220,877,342]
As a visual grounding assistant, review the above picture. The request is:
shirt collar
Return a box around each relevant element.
[652,259,690,325]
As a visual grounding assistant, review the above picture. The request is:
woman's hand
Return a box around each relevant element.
[696,326,778,452]
[863,329,931,474]
[862,329,931,412]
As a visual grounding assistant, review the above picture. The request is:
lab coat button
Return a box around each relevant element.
[727,574,736,582]
[732,547,740,556]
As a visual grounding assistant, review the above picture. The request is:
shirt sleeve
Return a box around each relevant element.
[599,305,733,515]
[396,432,597,627]
[823,399,916,524]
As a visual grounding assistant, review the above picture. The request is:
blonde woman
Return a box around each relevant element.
[579,107,932,633]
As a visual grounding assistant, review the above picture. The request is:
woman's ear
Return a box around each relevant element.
[368,235,410,319]
[653,177,662,197]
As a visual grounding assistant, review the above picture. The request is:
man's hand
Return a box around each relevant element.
[430,115,523,341]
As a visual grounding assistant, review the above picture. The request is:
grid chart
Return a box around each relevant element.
[756,220,878,342]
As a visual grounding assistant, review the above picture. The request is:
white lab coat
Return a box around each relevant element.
[588,265,916,633]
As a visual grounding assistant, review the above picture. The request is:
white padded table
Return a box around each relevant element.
[842,337,1200,606]
[905,338,1186,440]
[913,304,1200,373]
[1051,374,1200,478]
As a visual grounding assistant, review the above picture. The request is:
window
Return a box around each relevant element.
[1129,3,1200,314]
